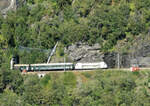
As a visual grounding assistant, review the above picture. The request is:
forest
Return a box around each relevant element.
[0,0,150,105]
[0,0,150,65]
[0,69,150,106]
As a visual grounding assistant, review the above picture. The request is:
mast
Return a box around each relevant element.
[47,42,58,63]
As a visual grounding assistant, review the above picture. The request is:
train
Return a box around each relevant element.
[10,58,108,72]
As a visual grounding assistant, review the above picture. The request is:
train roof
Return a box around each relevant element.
[75,62,106,64]
[14,63,74,67]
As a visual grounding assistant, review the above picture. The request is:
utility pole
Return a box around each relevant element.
[117,53,120,69]
[64,56,66,71]
[117,41,120,69]
[64,47,66,71]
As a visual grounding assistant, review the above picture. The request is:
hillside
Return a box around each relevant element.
[0,69,150,105]
[0,0,149,68]
[0,0,150,105]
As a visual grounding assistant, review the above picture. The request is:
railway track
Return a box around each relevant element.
[22,68,150,75]
[22,70,97,75]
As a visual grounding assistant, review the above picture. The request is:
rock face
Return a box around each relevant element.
[65,42,104,62]
[65,43,132,68]
[131,57,150,67]
[130,43,150,67]
[104,35,150,68]
[103,44,150,68]
[0,0,16,14]
[0,0,10,10]
[103,52,131,68]
[65,37,150,68]
[103,52,117,68]
[129,35,150,67]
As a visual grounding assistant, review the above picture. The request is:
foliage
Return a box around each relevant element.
[0,68,23,93]
[0,68,150,105]
[0,0,150,105]
[0,89,30,106]
[0,0,149,64]
[0,0,149,50]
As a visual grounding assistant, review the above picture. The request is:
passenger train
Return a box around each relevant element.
[10,58,108,71]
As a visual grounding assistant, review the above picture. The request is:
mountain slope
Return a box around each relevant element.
[0,0,150,67]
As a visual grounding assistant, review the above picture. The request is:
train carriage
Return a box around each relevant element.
[75,62,108,70]
[14,63,74,71]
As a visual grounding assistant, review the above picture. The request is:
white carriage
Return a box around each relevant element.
[75,62,108,70]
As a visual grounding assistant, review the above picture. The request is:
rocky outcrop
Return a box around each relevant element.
[130,43,150,67]
[65,42,132,68]
[103,52,131,68]
[0,0,16,14]
[105,35,150,68]
[131,57,150,67]
[104,43,150,68]
[65,42,104,62]
[0,0,10,10]
[129,35,150,67]
[65,36,150,68]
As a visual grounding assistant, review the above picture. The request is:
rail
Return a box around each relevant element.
[21,68,150,75]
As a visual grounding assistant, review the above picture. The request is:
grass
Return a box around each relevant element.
[31,69,150,88]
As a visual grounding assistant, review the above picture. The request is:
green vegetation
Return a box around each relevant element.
[0,0,150,66]
[0,0,150,105]
[0,69,150,105]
